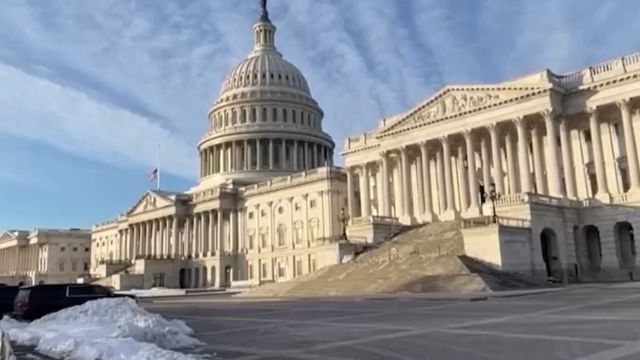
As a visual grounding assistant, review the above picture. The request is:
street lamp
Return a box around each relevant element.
[338,207,350,241]
[488,182,498,224]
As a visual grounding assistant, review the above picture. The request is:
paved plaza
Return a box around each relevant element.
[145,284,640,360]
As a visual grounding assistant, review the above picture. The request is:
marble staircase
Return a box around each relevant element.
[241,220,546,297]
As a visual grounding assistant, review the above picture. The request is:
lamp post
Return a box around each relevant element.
[488,182,498,224]
[339,207,349,241]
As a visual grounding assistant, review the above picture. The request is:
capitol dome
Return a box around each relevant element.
[197,1,334,187]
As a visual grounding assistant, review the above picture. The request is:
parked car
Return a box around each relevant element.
[13,284,137,320]
[0,285,19,316]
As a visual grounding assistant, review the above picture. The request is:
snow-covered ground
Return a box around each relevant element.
[0,298,204,360]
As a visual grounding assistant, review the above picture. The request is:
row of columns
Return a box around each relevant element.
[201,139,333,176]
[110,210,239,262]
[347,99,640,222]
[0,246,38,275]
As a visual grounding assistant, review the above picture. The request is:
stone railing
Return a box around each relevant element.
[350,216,400,226]
[462,216,531,229]
[201,123,325,139]
[554,51,640,89]
[495,193,526,206]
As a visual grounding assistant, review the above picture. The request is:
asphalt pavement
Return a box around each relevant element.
[144,283,640,360]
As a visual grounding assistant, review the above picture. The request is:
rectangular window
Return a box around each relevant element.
[60,247,66,252]
[249,264,254,279]
[261,233,267,249]
[248,212,254,220]
[71,261,77,272]
[261,263,267,278]
[296,260,303,276]
[309,200,316,208]
[249,234,255,250]
[84,262,89,271]
[278,262,286,278]
[59,262,65,272]
[311,258,317,272]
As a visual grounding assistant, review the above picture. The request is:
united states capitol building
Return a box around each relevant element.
[91,2,640,289]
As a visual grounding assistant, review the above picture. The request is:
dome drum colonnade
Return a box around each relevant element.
[197,4,333,182]
[346,97,640,224]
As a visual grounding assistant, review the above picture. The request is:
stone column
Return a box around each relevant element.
[531,124,546,194]
[543,110,563,197]
[268,139,274,169]
[359,164,371,217]
[171,217,178,258]
[208,211,215,256]
[489,124,504,195]
[464,131,480,216]
[416,147,426,218]
[211,146,217,174]
[618,99,640,191]
[505,132,518,194]
[218,210,225,253]
[589,107,609,199]
[515,117,532,193]
[400,146,412,222]
[243,140,249,170]
[457,144,469,212]
[281,139,287,169]
[380,152,390,217]
[230,210,237,253]
[293,141,299,170]
[231,141,237,171]
[346,167,356,218]
[145,221,152,257]
[306,142,311,169]
[420,142,433,222]
[436,148,446,215]
[481,137,491,197]
[441,136,457,219]
[559,115,577,198]
[256,139,262,170]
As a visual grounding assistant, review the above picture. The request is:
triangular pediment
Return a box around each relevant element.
[126,191,176,216]
[379,85,547,134]
[0,230,27,245]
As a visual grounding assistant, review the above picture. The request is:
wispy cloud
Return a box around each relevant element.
[0,0,639,178]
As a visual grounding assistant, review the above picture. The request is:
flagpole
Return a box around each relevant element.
[156,144,161,190]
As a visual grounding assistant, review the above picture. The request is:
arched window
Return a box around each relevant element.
[272,108,278,122]
[224,111,229,127]
[277,224,286,247]
[262,108,267,122]
[292,110,297,124]
[251,108,257,123]
[241,108,247,123]
[232,109,237,125]
[282,108,288,123]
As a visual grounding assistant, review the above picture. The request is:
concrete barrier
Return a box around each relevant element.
[0,327,15,360]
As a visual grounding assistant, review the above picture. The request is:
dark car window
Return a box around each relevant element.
[67,285,94,296]
[14,288,30,303]
[90,286,111,296]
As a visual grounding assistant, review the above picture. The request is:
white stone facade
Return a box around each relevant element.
[343,52,640,281]
[0,229,91,285]
[91,4,352,290]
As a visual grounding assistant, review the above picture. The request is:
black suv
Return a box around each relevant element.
[13,284,136,320]
[0,285,19,316]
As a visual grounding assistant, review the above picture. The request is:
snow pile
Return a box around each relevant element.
[0,297,204,360]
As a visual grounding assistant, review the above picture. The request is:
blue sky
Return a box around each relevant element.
[1,0,640,230]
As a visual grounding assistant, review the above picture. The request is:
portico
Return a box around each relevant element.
[344,52,640,281]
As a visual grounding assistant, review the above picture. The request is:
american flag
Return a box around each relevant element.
[148,168,158,181]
